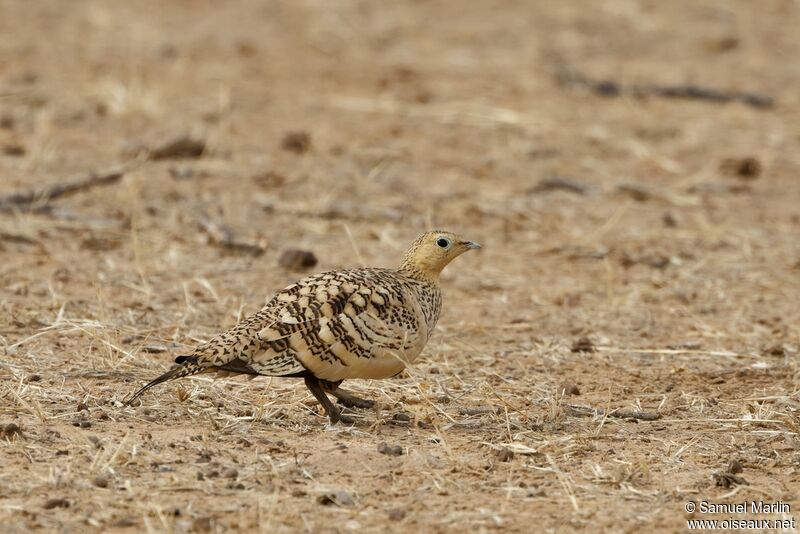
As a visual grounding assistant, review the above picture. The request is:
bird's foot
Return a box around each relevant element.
[329,412,356,425]
[336,396,375,409]
[331,389,375,409]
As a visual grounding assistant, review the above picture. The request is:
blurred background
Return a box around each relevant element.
[1,1,798,532]
[1,0,796,345]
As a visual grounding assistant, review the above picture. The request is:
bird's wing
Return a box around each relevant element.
[250,268,426,381]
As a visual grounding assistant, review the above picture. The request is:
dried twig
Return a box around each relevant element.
[557,66,774,109]
[198,215,266,256]
[565,404,661,421]
[0,170,125,212]
[528,176,593,195]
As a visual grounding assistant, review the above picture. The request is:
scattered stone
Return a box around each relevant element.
[388,508,407,521]
[43,498,70,509]
[727,460,743,474]
[377,442,403,456]
[559,383,580,396]
[0,114,14,130]
[81,236,122,252]
[223,468,239,479]
[93,475,109,488]
[72,419,91,428]
[278,249,318,271]
[571,337,596,353]
[720,157,761,180]
[281,131,311,154]
[3,144,26,157]
[198,215,266,257]
[252,171,286,188]
[713,471,748,488]
[662,212,678,228]
[236,40,258,58]
[149,135,206,160]
[763,344,787,357]
[317,490,354,507]
[616,183,653,202]
[26,374,41,382]
[704,35,739,52]
[0,423,23,441]
[496,447,515,462]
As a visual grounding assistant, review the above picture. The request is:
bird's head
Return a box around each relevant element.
[399,231,481,280]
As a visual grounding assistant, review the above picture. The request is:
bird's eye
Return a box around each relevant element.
[436,237,451,248]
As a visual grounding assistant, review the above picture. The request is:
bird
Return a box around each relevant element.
[126,231,481,424]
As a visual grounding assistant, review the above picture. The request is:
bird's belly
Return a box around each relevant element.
[312,344,423,381]
[342,354,407,379]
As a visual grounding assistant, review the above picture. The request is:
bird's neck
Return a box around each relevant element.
[398,263,441,284]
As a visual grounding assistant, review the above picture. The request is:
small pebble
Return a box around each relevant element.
[0,423,23,440]
[728,460,744,474]
[497,447,515,462]
[43,498,70,509]
[279,249,318,271]
[377,442,403,456]
[571,337,596,353]
[317,490,354,506]
[388,508,407,521]
[559,383,580,396]
[281,131,311,154]
[223,468,239,479]
[149,135,206,160]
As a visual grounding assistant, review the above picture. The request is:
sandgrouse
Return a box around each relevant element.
[126,231,480,424]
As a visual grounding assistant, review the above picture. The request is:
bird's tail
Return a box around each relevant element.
[125,356,203,405]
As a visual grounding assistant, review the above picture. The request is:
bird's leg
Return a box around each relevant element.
[320,380,375,409]
[303,376,353,425]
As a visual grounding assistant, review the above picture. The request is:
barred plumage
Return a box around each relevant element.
[126,231,480,424]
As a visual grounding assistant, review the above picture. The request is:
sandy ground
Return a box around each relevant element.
[1,1,799,532]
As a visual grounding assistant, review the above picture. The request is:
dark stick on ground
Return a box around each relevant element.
[0,170,125,212]
[529,176,592,195]
[565,404,661,421]
[556,66,774,109]
[198,214,266,257]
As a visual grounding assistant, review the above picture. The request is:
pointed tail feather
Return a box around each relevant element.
[125,356,202,405]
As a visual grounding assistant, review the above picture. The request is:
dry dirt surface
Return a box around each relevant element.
[1,1,799,532]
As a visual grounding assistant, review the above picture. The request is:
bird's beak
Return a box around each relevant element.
[462,240,482,250]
